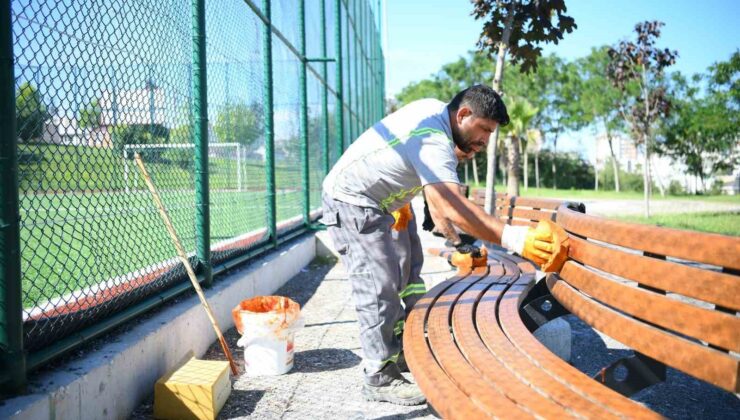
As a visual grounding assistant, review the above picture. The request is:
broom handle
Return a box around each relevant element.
[134,153,239,376]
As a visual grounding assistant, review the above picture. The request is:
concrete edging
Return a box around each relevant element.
[1,234,317,420]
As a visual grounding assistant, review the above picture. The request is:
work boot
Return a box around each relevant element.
[396,352,409,373]
[362,362,426,406]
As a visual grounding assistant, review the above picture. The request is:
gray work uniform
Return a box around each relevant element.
[320,99,460,385]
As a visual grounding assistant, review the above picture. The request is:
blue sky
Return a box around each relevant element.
[383,0,740,156]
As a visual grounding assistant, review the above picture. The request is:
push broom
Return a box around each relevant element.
[134,152,239,376]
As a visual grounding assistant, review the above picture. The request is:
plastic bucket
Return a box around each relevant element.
[232,296,303,376]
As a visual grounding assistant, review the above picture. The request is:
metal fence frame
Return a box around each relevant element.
[0,0,384,392]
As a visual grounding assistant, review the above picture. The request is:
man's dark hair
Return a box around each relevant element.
[448,84,510,126]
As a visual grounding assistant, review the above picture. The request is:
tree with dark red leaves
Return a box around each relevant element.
[607,21,677,217]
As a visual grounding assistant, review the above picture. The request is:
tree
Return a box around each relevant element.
[500,97,538,195]
[78,98,102,129]
[607,21,677,217]
[112,123,170,153]
[214,103,263,148]
[16,82,50,142]
[576,47,628,192]
[537,57,583,189]
[472,0,576,212]
[524,128,542,190]
[661,61,739,189]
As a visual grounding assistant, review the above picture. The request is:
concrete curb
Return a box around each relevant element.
[1,234,316,420]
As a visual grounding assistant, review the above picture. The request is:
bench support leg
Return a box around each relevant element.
[595,352,666,397]
[519,279,569,331]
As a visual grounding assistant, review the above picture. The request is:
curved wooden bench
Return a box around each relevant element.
[550,205,740,395]
[405,249,660,419]
[407,192,738,417]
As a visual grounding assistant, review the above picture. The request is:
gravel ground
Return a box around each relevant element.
[130,198,739,419]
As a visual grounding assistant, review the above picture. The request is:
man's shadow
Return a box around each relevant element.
[291,348,361,373]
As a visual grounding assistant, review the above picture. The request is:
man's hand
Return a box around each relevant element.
[501,220,569,272]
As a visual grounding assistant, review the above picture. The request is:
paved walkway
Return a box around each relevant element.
[556,198,739,217]
[132,198,739,419]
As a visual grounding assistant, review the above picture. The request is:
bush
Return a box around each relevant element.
[668,180,685,195]
[597,157,648,192]
[526,150,595,190]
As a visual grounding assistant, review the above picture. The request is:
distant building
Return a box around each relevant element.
[42,114,82,146]
[718,172,740,195]
[594,133,638,173]
[593,132,739,194]
[98,82,166,127]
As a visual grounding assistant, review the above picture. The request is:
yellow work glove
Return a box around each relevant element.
[391,203,413,231]
[501,220,570,272]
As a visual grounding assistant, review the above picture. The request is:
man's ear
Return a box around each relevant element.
[456,106,472,125]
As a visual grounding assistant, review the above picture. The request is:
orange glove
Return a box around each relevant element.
[391,203,413,231]
[501,220,570,272]
[450,245,488,270]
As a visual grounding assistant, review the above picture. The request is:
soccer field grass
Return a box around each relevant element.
[19,188,318,310]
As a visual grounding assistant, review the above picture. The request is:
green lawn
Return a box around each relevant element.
[20,189,313,309]
[17,143,327,309]
[469,183,740,203]
[615,212,740,236]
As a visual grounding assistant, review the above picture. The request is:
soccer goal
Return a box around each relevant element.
[123,143,242,193]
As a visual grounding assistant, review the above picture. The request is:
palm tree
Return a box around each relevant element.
[523,128,542,191]
[501,97,538,196]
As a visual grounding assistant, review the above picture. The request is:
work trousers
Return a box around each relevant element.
[321,194,426,385]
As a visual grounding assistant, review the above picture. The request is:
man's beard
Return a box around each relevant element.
[452,126,475,154]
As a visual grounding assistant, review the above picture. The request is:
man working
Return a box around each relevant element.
[320,85,569,406]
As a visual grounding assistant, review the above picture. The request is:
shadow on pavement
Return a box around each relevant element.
[219,389,265,418]
[291,348,362,373]
[369,406,435,419]
[564,314,740,419]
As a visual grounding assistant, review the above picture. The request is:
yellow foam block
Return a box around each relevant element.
[154,358,231,420]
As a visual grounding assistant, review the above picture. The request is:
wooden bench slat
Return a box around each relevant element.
[506,219,539,228]
[453,284,581,418]
[403,278,489,419]
[426,273,536,418]
[497,207,557,222]
[569,236,740,311]
[547,274,740,393]
[458,265,624,419]
[486,254,662,419]
[470,192,563,210]
[561,261,740,352]
[557,205,740,270]
[507,196,565,210]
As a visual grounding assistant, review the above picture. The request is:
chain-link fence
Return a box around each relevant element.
[0,0,384,390]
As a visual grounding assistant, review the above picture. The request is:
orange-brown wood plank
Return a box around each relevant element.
[548,274,740,393]
[425,267,535,418]
[560,261,740,352]
[503,219,539,228]
[496,207,557,222]
[483,254,661,419]
[568,236,740,311]
[404,278,488,419]
[508,196,564,210]
[557,205,740,270]
[457,264,616,419]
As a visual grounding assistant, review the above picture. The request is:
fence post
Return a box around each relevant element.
[263,0,277,245]
[334,0,344,160]
[321,0,330,176]
[345,1,354,147]
[0,0,26,392]
[299,0,309,224]
[191,0,212,286]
